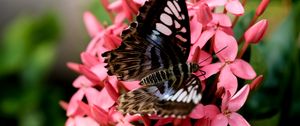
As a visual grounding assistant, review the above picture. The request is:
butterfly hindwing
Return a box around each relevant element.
[117,75,202,118]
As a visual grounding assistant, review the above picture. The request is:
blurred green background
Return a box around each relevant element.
[0,0,299,126]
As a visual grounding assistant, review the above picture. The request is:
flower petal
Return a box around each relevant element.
[228,113,250,126]
[73,76,95,88]
[225,0,244,15]
[190,17,203,44]
[214,30,238,62]
[83,11,103,37]
[196,29,215,48]
[212,14,231,27]
[154,118,174,126]
[190,104,205,119]
[204,105,220,119]
[196,3,212,26]
[230,59,256,80]
[206,0,227,7]
[121,81,141,91]
[218,65,238,95]
[74,116,100,126]
[67,89,85,116]
[211,114,228,126]
[81,52,99,67]
[199,62,222,80]
[228,85,250,112]
[84,87,115,111]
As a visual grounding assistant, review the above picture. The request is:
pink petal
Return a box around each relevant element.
[79,65,101,83]
[196,29,215,48]
[211,114,228,126]
[190,17,203,44]
[114,12,127,25]
[199,62,222,80]
[108,0,122,10]
[104,81,119,101]
[73,76,95,88]
[133,0,146,5]
[66,117,75,126]
[74,116,100,126]
[195,119,210,126]
[213,14,232,27]
[225,0,244,15]
[228,113,250,126]
[83,11,103,37]
[67,89,85,116]
[121,81,141,91]
[221,90,231,112]
[84,87,115,111]
[230,59,256,80]
[90,63,108,82]
[244,19,268,44]
[214,30,238,62]
[100,0,110,11]
[81,52,99,67]
[228,85,250,112]
[206,0,227,7]
[218,65,238,95]
[204,105,220,119]
[190,104,205,119]
[188,48,212,66]
[196,3,212,26]
[181,118,192,126]
[67,62,81,73]
[86,33,104,55]
[91,105,110,124]
[154,118,174,126]
[59,100,68,110]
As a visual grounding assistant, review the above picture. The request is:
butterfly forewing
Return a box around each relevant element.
[136,0,191,61]
[103,0,191,81]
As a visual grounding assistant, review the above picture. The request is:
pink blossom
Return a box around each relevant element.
[108,0,140,24]
[201,31,256,94]
[206,0,244,15]
[211,85,251,126]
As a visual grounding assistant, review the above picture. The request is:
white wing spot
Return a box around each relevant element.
[188,86,193,91]
[171,89,183,101]
[174,20,180,29]
[156,23,172,36]
[181,14,185,20]
[176,35,187,42]
[164,7,172,14]
[167,1,181,19]
[177,91,187,102]
[173,0,181,11]
[180,27,186,33]
[186,88,194,103]
[160,13,173,26]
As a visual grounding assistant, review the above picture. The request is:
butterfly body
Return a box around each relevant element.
[102,0,203,118]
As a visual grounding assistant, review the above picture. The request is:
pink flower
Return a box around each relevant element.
[108,0,140,24]
[244,19,268,44]
[201,31,256,94]
[206,0,244,15]
[211,85,251,126]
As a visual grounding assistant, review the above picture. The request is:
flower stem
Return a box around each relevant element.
[237,41,249,59]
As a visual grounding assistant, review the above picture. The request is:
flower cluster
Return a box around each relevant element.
[61,0,269,125]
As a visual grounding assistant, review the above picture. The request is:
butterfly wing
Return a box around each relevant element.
[102,0,190,81]
[117,75,202,118]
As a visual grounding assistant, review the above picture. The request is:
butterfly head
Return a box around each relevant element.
[190,63,200,73]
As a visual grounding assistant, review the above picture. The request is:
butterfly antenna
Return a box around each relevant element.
[198,46,228,65]
[196,46,227,78]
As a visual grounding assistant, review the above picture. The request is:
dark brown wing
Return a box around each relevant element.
[102,0,191,81]
[117,75,202,118]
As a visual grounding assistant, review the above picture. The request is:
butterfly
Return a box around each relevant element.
[102,0,202,118]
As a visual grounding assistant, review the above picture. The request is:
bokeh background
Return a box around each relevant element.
[0,0,299,126]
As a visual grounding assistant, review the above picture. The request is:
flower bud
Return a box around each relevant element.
[250,75,264,91]
[196,3,212,26]
[244,19,268,44]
